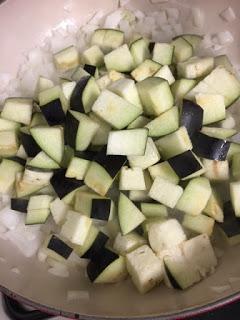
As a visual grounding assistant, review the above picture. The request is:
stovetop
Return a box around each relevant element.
[1,293,240,320]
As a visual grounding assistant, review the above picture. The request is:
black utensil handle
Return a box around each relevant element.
[2,294,55,320]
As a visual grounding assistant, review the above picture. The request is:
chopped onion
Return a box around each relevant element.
[103,9,123,29]
[67,290,90,301]
[11,267,21,275]
[166,8,179,21]
[217,31,234,46]
[220,7,236,23]
[120,0,130,6]
[210,284,231,293]
[37,247,48,263]
[172,23,183,36]
[63,0,73,13]
[0,207,22,230]
[192,8,205,28]
[221,115,236,129]
[68,252,89,268]
[0,224,7,234]
[48,266,69,278]
[155,11,168,26]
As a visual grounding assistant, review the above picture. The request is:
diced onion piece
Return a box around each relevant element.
[201,34,213,49]
[48,266,69,278]
[67,290,90,301]
[220,7,236,23]
[217,31,234,46]
[103,9,123,29]
[210,285,231,293]
[221,115,235,129]
[192,8,205,28]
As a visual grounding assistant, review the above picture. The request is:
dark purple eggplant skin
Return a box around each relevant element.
[74,150,97,161]
[148,42,155,54]
[40,98,66,126]
[64,111,79,149]
[168,151,202,179]
[87,247,119,282]
[50,169,84,199]
[91,199,112,221]
[47,235,73,259]
[84,64,97,76]
[70,76,91,113]
[11,198,28,213]
[181,99,203,137]
[82,232,109,260]
[93,146,127,178]
[20,131,41,157]
[7,156,26,167]
[219,201,240,238]
[192,132,230,161]
[164,262,182,290]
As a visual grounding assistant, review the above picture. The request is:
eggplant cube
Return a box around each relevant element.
[230,181,240,217]
[0,159,23,194]
[128,137,160,170]
[126,245,163,293]
[203,190,224,223]
[113,232,147,256]
[148,219,186,256]
[82,45,104,67]
[155,127,192,159]
[176,177,211,216]
[53,45,80,71]
[182,213,215,236]
[0,130,19,157]
[119,166,146,191]
[148,161,179,184]
[203,159,229,181]
[61,211,92,245]
[149,177,183,208]
[2,98,33,125]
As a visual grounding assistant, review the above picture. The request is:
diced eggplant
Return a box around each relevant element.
[0,117,20,131]
[172,37,193,63]
[118,193,145,235]
[50,169,84,199]
[140,203,168,218]
[0,130,19,157]
[104,44,134,72]
[30,126,64,164]
[119,166,146,191]
[0,159,23,194]
[47,235,73,259]
[65,110,99,151]
[148,161,180,184]
[192,132,230,161]
[180,99,203,137]
[130,37,151,66]
[82,232,109,260]
[50,197,69,225]
[107,129,148,156]
[27,151,60,170]
[149,177,183,209]
[230,181,240,217]
[148,219,186,255]
[26,195,53,225]
[154,65,175,85]
[152,43,174,65]
[201,127,237,140]
[195,93,226,125]
[82,45,104,67]
[145,106,179,138]
[89,113,112,146]
[91,198,114,221]
[92,90,141,129]
[177,57,214,79]
[126,245,163,293]
[137,77,174,116]
[84,64,99,77]
[127,116,150,129]
[113,232,147,256]
[219,202,240,245]
[155,127,192,159]
[178,35,203,52]
[129,170,153,202]
[131,59,161,82]
[168,151,205,180]
[70,76,100,114]
[40,98,65,126]
[203,189,224,223]
[203,159,229,181]
[61,210,92,245]
[171,79,197,103]
[231,152,240,180]
[7,156,26,167]
[20,127,41,157]
[1,98,33,125]
[53,45,80,71]
[182,213,215,236]
[128,138,160,170]
[11,198,28,213]
[176,177,211,216]
[91,29,124,53]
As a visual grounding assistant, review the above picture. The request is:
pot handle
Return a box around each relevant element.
[2,294,55,320]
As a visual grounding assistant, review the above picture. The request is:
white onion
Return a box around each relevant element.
[48,266,69,278]
[37,247,48,263]
[67,290,90,301]
[166,8,179,21]
[217,31,234,46]
[87,10,105,26]
[221,115,236,129]
[220,7,236,23]
[212,44,223,52]
[0,224,7,234]
[172,23,183,36]
[155,11,168,26]
[0,207,22,230]
[63,0,73,13]
[103,9,123,29]
[210,285,231,293]
[192,8,205,28]
[67,252,89,268]
[11,267,21,275]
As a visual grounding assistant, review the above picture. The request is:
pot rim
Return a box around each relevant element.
[1,284,240,320]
